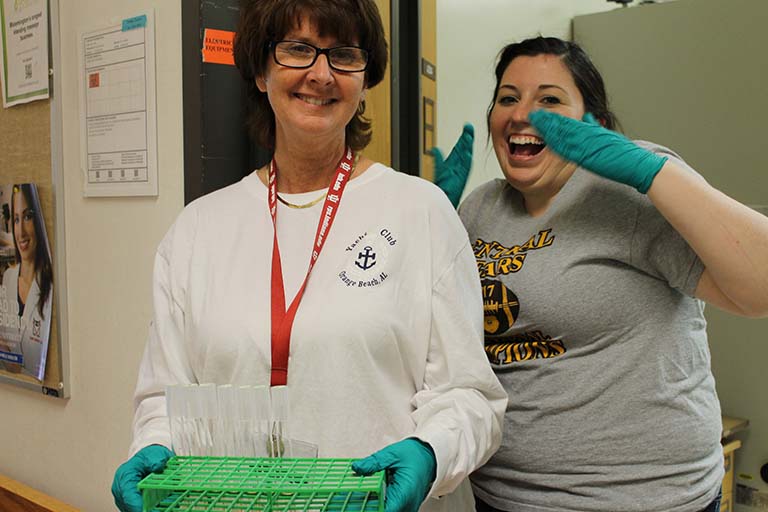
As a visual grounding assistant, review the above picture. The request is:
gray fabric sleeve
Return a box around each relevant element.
[629,142,705,296]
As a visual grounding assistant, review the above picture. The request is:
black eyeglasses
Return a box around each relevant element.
[270,40,369,73]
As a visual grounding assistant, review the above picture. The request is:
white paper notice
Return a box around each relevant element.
[78,12,158,197]
[0,0,50,107]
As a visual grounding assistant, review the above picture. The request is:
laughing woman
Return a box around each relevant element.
[455,37,768,512]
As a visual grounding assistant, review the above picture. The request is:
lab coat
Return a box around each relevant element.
[130,164,507,511]
[1,264,52,380]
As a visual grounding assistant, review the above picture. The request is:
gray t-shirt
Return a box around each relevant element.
[459,142,723,512]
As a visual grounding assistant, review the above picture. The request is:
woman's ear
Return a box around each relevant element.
[582,112,604,127]
[256,75,267,93]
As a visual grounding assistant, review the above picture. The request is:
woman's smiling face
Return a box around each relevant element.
[256,17,367,147]
[13,189,37,263]
[489,54,585,195]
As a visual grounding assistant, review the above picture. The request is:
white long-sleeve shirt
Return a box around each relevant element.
[130,163,507,511]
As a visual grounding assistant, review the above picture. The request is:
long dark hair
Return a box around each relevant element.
[12,184,53,318]
[233,0,388,151]
[487,36,620,135]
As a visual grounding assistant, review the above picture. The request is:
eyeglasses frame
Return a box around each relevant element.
[269,40,369,73]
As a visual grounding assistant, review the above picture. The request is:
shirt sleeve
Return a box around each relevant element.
[411,191,508,498]
[629,142,706,296]
[129,211,197,456]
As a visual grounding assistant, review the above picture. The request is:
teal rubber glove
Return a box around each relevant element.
[112,444,173,512]
[352,438,437,512]
[430,123,474,207]
[325,491,380,511]
[528,110,667,193]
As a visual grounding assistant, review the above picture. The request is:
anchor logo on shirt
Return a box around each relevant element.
[355,246,377,270]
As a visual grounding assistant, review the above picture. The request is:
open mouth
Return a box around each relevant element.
[508,135,545,158]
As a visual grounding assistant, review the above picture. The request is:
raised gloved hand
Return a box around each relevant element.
[528,110,667,193]
[112,444,173,512]
[352,438,437,512]
[431,123,474,207]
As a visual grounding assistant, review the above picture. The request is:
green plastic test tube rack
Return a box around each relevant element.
[138,456,385,512]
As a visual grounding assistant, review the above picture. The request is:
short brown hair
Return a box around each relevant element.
[233,0,388,151]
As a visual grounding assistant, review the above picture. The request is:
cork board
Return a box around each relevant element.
[0,95,64,397]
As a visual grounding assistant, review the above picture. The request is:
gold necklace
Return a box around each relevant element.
[275,153,359,209]
[276,191,327,209]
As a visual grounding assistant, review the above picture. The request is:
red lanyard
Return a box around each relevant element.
[268,147,355,386]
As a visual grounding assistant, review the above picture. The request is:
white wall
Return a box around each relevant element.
[436,0,621,200]
[0,1,183,510]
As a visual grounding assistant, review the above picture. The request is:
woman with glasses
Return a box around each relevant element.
[434,36,768,512]
[110,1,506,511]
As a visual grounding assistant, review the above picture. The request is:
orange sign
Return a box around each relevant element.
[202,28,235,66]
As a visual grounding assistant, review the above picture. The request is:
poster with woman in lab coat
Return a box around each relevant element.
[0,183,53,381]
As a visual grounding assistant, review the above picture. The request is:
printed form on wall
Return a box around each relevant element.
[78,11,158,197]
[0,0,50,107]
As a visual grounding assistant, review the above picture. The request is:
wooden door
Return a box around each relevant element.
[362,0,392,167]
[420,0,437,181]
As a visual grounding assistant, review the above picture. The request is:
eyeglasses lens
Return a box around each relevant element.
[274,41,368,72]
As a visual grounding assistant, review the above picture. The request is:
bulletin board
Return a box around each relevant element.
[0,0,68,398]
